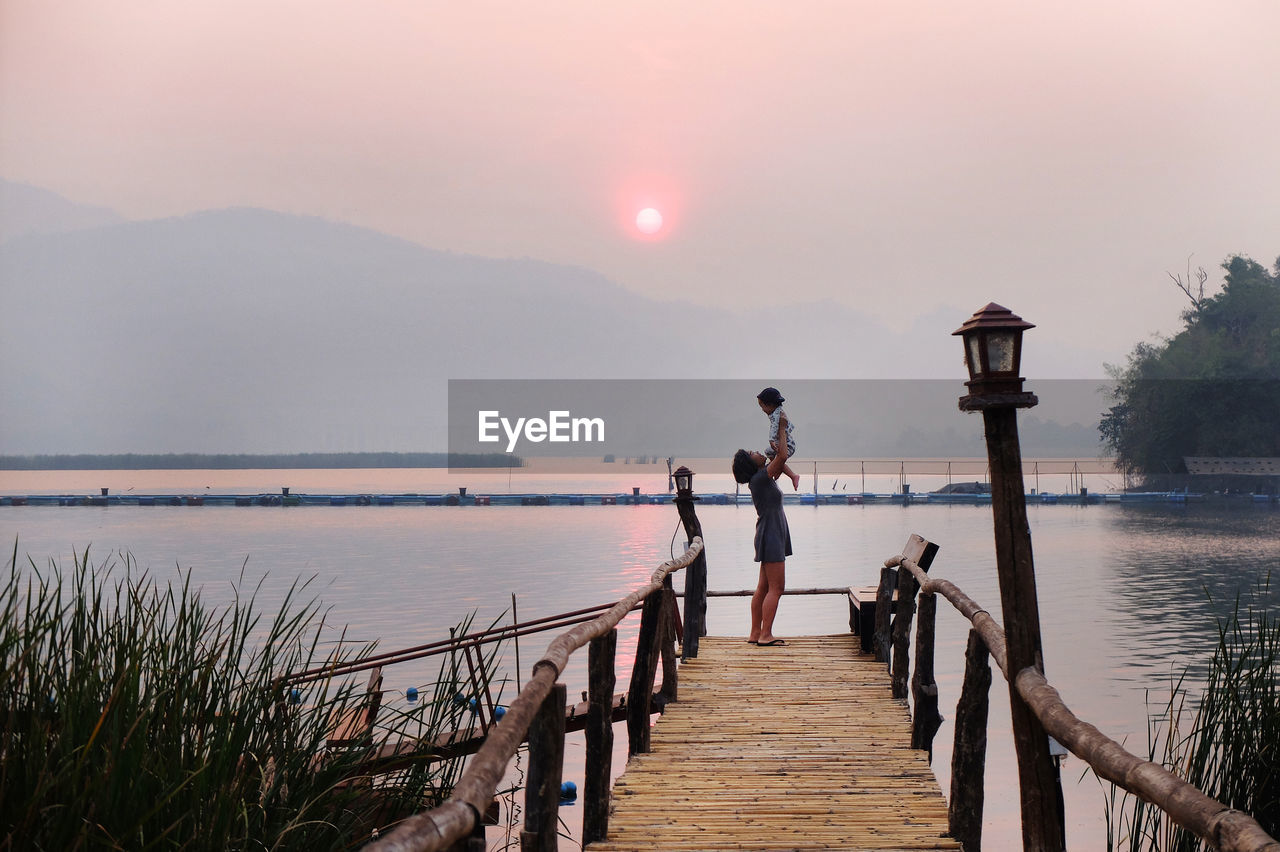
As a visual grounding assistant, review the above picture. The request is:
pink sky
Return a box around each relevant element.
[3,0,1278,366]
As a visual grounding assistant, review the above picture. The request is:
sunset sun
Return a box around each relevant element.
[635,207,663,235]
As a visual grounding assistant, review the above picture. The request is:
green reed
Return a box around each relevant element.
[1,544,498,850]
[1105,582,1279,850]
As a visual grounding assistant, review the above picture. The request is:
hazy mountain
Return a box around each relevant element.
[0,179,126,243]
[0,204,1110,455]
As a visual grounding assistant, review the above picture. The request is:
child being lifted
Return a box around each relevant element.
[757,387,800,491]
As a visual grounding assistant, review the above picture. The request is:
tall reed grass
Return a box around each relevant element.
[1105,582,1279,850]
[1,545,492,850]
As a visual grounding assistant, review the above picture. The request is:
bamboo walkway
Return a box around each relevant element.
[588,634,961,851]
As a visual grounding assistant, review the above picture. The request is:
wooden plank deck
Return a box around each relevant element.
[588,634,961,851]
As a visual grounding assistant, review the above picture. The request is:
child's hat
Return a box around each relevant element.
[757,387,784,405]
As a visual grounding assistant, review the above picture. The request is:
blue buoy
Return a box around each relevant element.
[289,689,301,704]
[468,697,478,712]
[559,781,577,804]
[453,691,468,707]
[406,686,419,702]
[494,705,506,719]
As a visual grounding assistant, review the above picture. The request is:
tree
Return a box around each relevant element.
[1100,254,1280,483]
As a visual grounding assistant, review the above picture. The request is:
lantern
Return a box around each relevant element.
[952,303,1038,410]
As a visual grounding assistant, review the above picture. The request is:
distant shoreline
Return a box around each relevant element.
[0,453,521,471]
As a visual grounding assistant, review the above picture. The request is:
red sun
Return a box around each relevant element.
[635,207,664,235]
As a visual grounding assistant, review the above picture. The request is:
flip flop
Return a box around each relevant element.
[746,639,758,645]
[757,638,786,647]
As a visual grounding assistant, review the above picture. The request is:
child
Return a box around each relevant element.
[757,387,800,491]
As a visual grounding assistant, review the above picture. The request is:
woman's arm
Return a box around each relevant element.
[766,413,789,479]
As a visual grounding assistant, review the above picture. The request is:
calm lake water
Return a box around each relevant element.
[3,468,1278,850]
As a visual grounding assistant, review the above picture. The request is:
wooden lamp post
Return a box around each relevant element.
[953,303,1065,851]
[672,466,708,659]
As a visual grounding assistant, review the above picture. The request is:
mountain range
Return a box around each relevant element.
[0,179,1109,456]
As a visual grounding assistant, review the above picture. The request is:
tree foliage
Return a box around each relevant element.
[1101,254,1280,479]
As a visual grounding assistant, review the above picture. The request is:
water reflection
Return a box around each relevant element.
[1106,506,1280,686]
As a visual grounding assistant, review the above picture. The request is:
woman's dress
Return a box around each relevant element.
[749,466,792,562]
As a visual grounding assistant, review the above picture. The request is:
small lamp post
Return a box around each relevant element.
[670,466,706,659]
[672,466,695,497]
[954,303,1064,851]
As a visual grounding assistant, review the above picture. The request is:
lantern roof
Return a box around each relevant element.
[952,303,1035,337]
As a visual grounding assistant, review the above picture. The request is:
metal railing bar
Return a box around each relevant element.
[284,602,640,685]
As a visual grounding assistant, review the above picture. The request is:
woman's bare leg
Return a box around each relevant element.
[748,565,768,642]
[756,560,786,643]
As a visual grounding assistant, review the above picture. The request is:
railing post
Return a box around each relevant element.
[673,468,707,659]
[879,535,938,674]
[627,586,665,755]
[873,565,896,665]
[520,683,566,852]
[950,629,992,852]
[910,592,942,757]
[659,575,678,705]
[978,407,1064,846]
[583,630,617,845]
[890,565,917,700]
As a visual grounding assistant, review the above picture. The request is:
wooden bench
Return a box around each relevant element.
[849,585,895,653]
[848,534,939,655]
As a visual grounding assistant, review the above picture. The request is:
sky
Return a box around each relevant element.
[2,0,1279,370]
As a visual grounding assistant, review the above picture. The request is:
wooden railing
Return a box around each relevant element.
[878,549,1280,852]
[370,537,704,852]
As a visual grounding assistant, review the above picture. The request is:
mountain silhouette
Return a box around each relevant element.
[0,188,1106,455]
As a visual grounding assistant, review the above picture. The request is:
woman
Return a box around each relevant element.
[731,432,793,647]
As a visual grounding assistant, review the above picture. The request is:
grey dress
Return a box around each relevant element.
[749,466,793,563]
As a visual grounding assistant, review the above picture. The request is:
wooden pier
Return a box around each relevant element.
[370,518,1278,852]
[589,634,959,851]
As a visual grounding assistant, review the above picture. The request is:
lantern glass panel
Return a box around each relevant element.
[965,334,983,378]
[985,331,1017,374]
